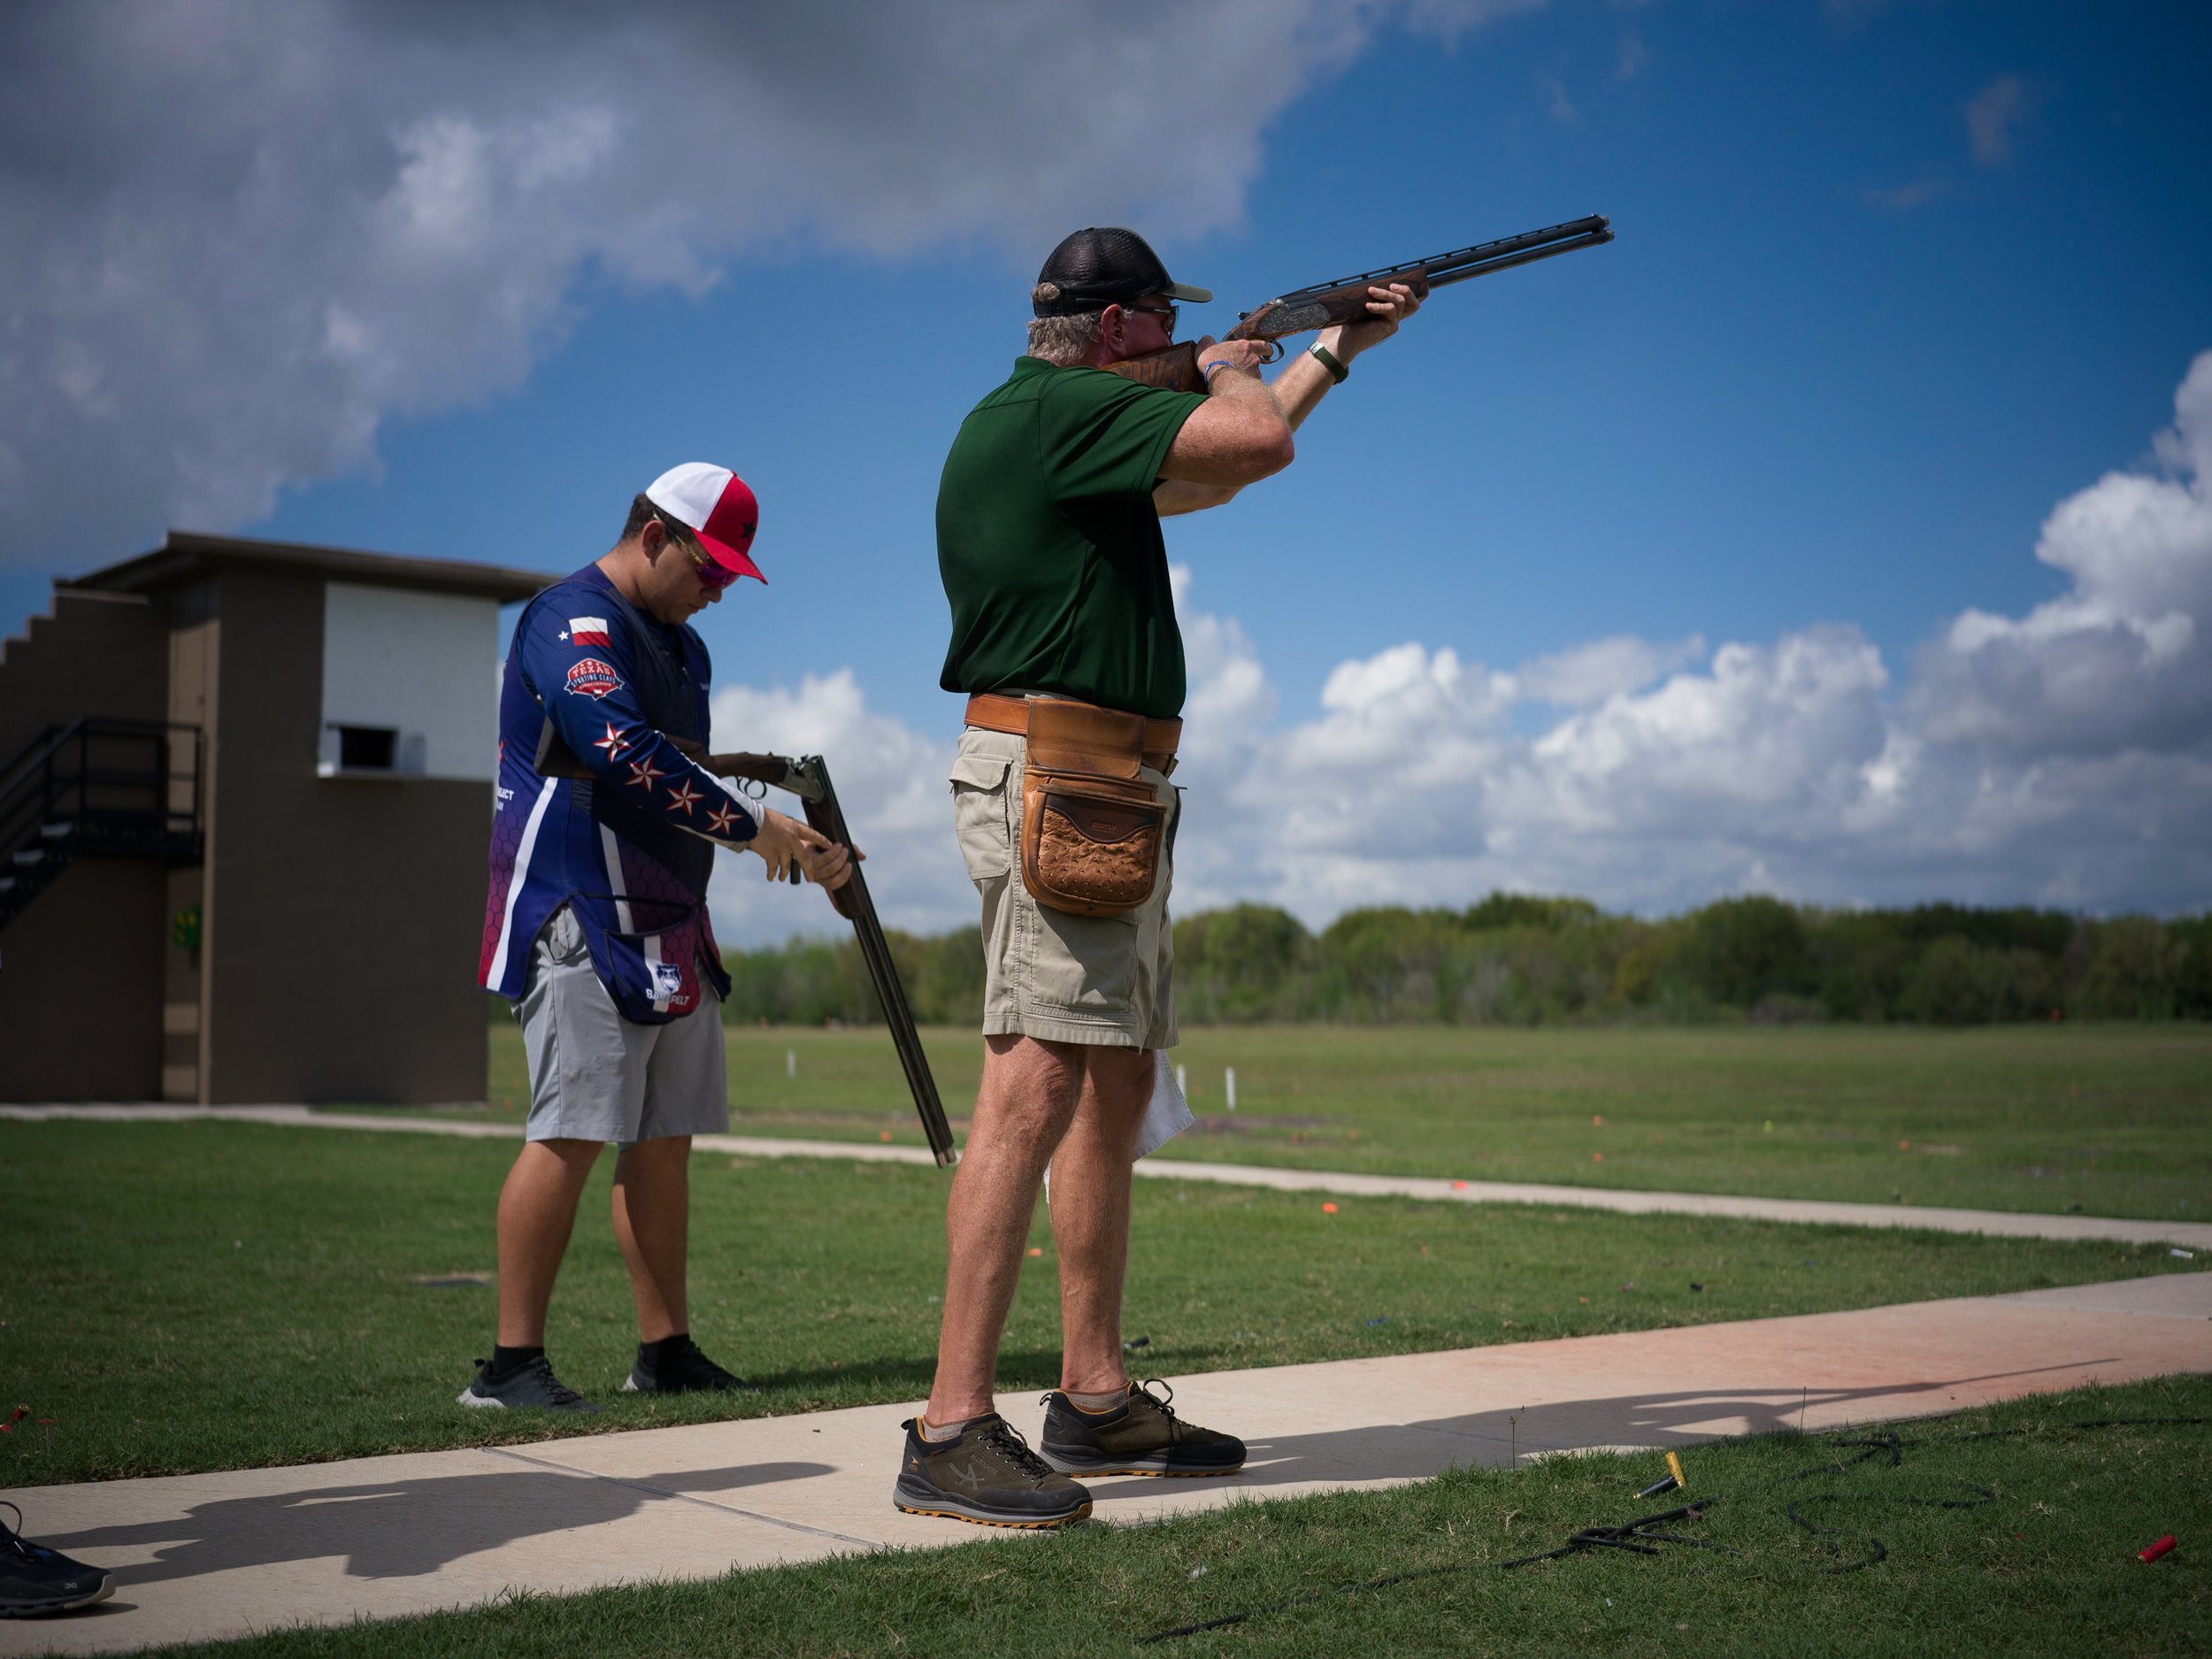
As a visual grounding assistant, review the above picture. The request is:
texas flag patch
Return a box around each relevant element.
[568,617,612,648]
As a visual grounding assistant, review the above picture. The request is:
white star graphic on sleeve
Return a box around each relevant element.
[706,801,743,836]
[665,779,703,817]
[626,757,665,794]
[593,721,628,761]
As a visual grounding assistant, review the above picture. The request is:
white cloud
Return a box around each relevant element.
[705,669,956,941]
[1402,0,1551,42]
[1511,632,1704,706]
[1525,627,1889,823]
[1863,176,1947,213]
[702,349,2212,941]
[1966,73,2031,167]
[1823,0,1894,29]
[1908,349,2212,757]
[1168,564,1277,777]
[1615,31,1647,82]
[0,0,1537,568]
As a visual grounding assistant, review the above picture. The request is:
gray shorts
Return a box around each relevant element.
[948,725,1179,1050]
[517,906,729,1145]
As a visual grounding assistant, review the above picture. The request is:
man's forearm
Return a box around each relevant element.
[1205,357,1290,426]
[1156,370,1285,514]
[542,711,761,846]
[1271,346,1343,432]
[1160,348,1348,507]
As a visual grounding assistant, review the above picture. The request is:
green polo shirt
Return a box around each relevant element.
[937,357,1206,720]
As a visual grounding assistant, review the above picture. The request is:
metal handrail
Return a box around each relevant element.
[0,718,203,856]
[0,717,196,794]
[0,723,73,802]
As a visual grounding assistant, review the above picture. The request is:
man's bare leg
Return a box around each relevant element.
[1048,1046,1153,1396]
[924,1034,1085,1425]
[1029,1043,1245,1479]
[611,1134,692,1342]
[495,1137,603,1346]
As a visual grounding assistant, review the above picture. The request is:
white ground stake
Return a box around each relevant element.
[1225,1066,1238,1110]
[787,1048,796,1079]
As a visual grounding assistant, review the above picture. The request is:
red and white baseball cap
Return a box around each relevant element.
[645,462,764,583]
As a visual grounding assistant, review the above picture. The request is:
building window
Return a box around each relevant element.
[336,725,396,772]
[318,723,426,777]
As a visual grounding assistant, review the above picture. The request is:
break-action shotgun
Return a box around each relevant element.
[1110,213,1614,394]
[532,720,959,1167]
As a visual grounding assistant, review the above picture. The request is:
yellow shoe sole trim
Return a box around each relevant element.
[895,1501,1094,1529]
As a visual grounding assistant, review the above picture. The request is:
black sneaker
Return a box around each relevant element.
[1,1502,115,1618]
[457,1355,602,1412]
[1038,1379,1246,1477]
[624,1335,762,1394]
[892,1413,1093,1528]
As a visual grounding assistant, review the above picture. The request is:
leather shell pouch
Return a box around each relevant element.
[1018,701,1166,918]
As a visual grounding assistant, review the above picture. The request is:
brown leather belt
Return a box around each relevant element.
[964,692,1180,775]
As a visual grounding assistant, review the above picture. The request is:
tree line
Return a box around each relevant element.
[717,894,2212,1028]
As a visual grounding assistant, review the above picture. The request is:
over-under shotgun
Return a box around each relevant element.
[532,721,959,1167]
[1110,213,1613,394]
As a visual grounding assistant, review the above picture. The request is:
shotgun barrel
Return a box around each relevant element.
[1254,215,1612,311]
[772,754,961,1169]
[1226,215,1613,342]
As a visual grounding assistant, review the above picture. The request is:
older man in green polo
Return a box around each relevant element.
[895,227,1419,1527]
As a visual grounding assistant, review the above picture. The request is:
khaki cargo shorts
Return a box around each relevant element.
[949,725,1178,1049]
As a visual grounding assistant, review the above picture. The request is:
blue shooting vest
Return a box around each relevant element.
[480,567,737,1025]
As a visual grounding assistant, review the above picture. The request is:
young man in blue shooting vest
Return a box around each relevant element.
[898,231,1419,1525]
[466,463,852,1410]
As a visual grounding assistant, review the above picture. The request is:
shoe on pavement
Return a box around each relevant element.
[1,1502,115,1618]
[624,1335,762,1394]
[893,1413,1093,1528]
[457,1355,602,1411]
[1038,1379,1246,1477]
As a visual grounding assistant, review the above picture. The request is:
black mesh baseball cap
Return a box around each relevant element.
[1031,227,1213,317]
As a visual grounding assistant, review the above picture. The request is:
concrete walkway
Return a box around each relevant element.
[9,1103,2211,1250]
[4,1271,2206,1655]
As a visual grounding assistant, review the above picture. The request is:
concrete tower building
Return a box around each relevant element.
[0,532,548,1104]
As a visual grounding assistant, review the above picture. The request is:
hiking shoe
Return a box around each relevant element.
[457,1355,602,1411]
[892,1414,1092,1528]
[1038,1380,1246,1477]
[1,1502,114,1618]
[624,1335,762,1395]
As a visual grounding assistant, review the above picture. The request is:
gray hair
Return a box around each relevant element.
[1025,311,1102,365]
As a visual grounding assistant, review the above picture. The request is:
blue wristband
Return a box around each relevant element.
[1202,357,1235,384]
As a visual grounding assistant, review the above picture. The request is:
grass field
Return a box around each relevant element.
[480,1020,2212,1219]
[1,1119,2200,1488]
[134,1373,2212,1659]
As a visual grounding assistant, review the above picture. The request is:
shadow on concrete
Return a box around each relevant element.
[49,1458,833,1586]
[1084,1359,2115,1502]
[743,1347,1104,1398]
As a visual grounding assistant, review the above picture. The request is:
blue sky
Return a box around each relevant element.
[4,1,2208,939]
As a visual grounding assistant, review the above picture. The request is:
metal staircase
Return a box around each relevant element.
[0,718,203,933]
